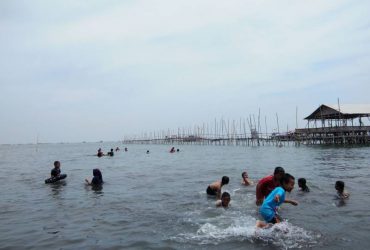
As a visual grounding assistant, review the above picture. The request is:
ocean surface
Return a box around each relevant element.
[0,143,369,250]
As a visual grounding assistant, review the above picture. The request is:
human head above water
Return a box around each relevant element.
[273,166,285,180]
[281,173,295,192]
[93,169,103,181]
[298,178,306,187]
[221,192,231,206]
[242,171,248,178]
[54,161,60,168]
[221,176,229,186]
[335,181,345,192]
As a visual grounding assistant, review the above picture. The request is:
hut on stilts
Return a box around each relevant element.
[295,104,370,145]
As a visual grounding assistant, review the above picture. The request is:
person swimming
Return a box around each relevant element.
[216,192,231,208]
[107,148,114,156]
[298,178,310,192]
[241,171,254,186]
[170,147,175,153]
[97,148,104,157]
[115,147,120,151]
[85,169,103,186]
[256,173,298,228]
[124,147,128,152]
[335,180,349,199]
[51,161,61,178]
[206,176,229,199]
[146,150,150,154]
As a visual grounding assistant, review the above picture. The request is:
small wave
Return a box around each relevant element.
[171,217,320,249]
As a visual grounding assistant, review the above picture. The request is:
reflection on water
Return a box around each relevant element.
[48,181,67,197]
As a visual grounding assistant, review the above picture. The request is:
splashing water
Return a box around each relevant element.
[172,215,320,249]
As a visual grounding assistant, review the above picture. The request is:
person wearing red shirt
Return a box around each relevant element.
[255,167,285,205]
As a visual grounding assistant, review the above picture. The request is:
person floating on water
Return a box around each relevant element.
[241,171,254,186]
[256,167,285,206]
[335,181,349,199]
[115,147,120,152]
[107,148,114,156]
[256,173,298,228]
[51,161,62,178]
[207,176,229,199]
[97,148,104,157]
[85,169,103,186]
[170,147,175,153]
[216,192,231,208]
[298,178,310,192]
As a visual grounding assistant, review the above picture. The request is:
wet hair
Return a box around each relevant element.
[221,192,231,199]
[281,173,295,185]
[274,166,285,175]
[336,181,345,191]
[242,172,247,178]
[54,161,60,167]
[298,178,306,186]
[111,148,113,152]
[93,169,103,183]
[221,176,229,185]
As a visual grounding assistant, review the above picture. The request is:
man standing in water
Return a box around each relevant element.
[255,167,285,206]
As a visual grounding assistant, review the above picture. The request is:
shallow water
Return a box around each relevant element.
[0,143,369,249]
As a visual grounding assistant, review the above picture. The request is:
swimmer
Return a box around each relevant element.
[85,169,103,186]
[170,147,175,153]
[146,150,150,154]
[256,167,285,206]
[256,173,298,228]
[216,192,231,208]
[115,147,120,152]
[206,176,229,199]
[124,147,128,152]
[298,178,310,192]
[107,148,114,156]
[97,148,104,157]
[241,171,254,186]
[51,161,61,178]
[335,181,349,199]
[176,148,180,152]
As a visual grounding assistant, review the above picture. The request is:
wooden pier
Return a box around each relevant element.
[123,104,370,146]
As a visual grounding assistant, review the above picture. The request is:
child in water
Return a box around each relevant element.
[107,148,114,156]
[256,173,298,228]
[216,192,231,208]
[206,176,229,199]
[335,181,349,199]
[241,171,254,186]
[85,169,103,186]
[51,161,61,178]
[298,178,310,192]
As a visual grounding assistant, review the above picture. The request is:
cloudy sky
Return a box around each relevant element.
[1,0,369,144]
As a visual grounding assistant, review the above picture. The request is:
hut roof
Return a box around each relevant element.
[305,104,370,120]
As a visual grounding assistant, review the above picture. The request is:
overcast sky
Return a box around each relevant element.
[1,0,369,144]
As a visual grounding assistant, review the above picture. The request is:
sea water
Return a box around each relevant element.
[0,143,369,249]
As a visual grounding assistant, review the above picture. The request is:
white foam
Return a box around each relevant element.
[172,216,320,249]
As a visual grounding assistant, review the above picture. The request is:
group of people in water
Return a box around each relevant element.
[48,160,103,186]
[47,147,349,229]
[207,166,349,228]
[97,147,128,157]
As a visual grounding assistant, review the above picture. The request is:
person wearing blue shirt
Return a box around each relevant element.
[257,173,298,228]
